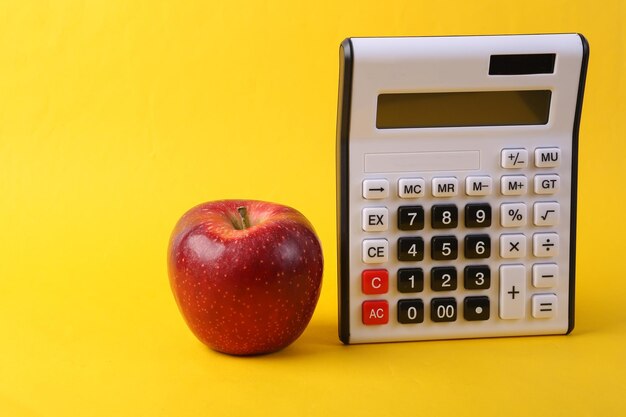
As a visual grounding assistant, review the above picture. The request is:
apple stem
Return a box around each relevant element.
[237,206,251,230]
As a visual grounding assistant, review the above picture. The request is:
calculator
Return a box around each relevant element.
[336,34,589,344]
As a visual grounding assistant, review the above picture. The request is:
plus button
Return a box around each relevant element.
[508,285,520,299]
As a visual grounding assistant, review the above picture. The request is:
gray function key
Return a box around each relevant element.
[362,179,389,199]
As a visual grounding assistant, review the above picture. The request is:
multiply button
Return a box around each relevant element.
[499,264,526,319]
[501,149,528,168]
[362,179,389,199]
[500,234,527,258]
[362,207,389,232]
[362,300,389,325]
[362,269,389,295]
[362,239,388,263]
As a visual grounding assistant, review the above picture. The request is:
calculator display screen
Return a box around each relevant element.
[376,90,551,129]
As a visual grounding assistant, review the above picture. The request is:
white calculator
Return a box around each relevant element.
[336,34,589,344]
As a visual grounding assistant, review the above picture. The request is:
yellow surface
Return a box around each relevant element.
[1,1,624,416]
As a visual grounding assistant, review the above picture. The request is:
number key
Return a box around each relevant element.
[431,236,458,260]
[398,206,425,231]
[397,299,424,324]
[431,267,457,291]
[465,203,492,228]
[464,265,491,290]
[432,205,458,229]
[431,298,457,322]
[398,268,424,293]
[464,234,491,259]
[398,237,424,261]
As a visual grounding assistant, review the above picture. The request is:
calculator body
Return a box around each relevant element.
[336,34,588,344]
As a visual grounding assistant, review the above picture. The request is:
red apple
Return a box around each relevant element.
[167,200,323,355]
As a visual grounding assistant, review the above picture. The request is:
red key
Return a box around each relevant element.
[362,300,389,325]
[362,269,389,294]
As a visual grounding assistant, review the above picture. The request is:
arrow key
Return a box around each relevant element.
[363,179,389,199]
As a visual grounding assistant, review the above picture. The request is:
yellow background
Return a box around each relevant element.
[1,1,624,416]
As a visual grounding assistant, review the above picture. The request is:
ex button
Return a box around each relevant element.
[362,207,389,232]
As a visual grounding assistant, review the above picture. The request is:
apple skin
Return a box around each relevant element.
[167,200,323,355]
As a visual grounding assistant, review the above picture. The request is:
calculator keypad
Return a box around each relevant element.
[357,146,567,334]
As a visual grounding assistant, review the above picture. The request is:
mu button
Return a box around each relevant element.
[362,300,389,325]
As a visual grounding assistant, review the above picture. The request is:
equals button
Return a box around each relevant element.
[532,294,557,319]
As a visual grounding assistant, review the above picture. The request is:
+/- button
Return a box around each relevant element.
[501,149,528,168]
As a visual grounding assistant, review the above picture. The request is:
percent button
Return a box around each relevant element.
[500,203,527,227]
